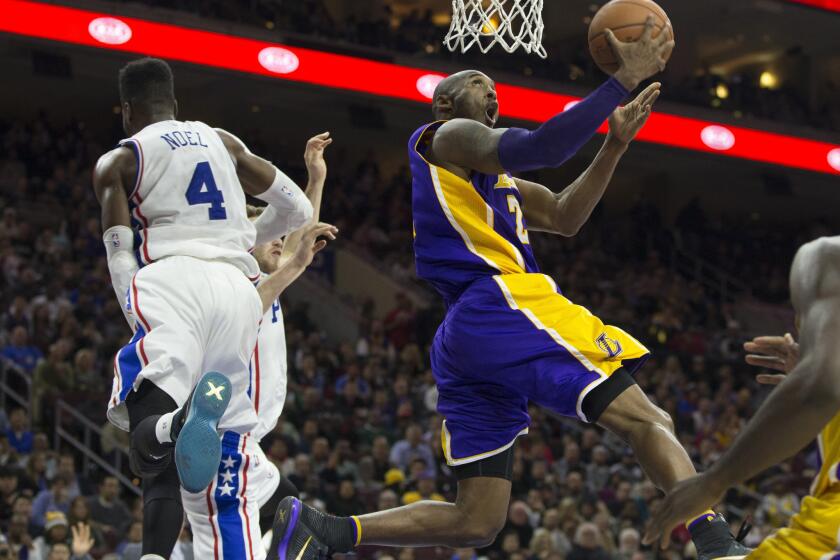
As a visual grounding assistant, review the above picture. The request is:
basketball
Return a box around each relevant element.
[588,0,675,75]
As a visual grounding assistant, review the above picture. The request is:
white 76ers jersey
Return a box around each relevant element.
[119,120,260,280]
[250,287,288,442]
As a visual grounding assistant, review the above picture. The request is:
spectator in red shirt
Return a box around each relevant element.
[383,292,416,350]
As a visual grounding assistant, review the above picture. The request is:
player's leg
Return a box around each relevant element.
[594,372,695,491]
[182,432,268,560]
[269,472,512,559]
[126,381,185,557]
[199,260,263,438]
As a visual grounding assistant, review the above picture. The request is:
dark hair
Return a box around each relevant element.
[118,58,175,111]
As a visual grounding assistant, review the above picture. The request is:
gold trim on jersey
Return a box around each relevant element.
[413,122,526,273]
[440,419,529,466]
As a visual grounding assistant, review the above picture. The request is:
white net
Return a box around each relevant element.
[444,0,546,58]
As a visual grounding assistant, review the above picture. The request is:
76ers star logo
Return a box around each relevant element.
[596,333,623,358]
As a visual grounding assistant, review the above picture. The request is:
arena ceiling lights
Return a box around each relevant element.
[3,0,839,175]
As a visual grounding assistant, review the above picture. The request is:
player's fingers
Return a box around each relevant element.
[636,82,660,104]
[604,29,622,52]
[756,373,787,385]
[745,355,786,371]
[657,23,673,45]
[312,240,328,253]
[641,15,655,41]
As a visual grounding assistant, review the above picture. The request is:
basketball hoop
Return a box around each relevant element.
[444,0,547,58]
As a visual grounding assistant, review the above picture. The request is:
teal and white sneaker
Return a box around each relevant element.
[174,371,232,493]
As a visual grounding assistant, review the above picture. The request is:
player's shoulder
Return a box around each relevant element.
[792,236,840,302]
[94,145,136,175]
[796,236,840,267]
[408,121,444,151]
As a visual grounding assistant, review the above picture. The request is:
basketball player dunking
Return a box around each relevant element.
[95,58,334,559]
[270,18,748,560]
[646,237,840,559]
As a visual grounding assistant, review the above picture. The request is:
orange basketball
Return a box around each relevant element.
[588,0,674,76]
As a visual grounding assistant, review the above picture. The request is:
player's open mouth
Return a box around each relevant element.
[485,104,498,125]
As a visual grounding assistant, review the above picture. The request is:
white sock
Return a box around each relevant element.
[155,411,177,444]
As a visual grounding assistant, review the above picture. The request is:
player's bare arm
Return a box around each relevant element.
[257,132,336,311]
[517,83,660,236]
[426,17,672,179]
[644,238,840,548]
[214,127,278,195]
[256,222,337,312]
[93,146,139,326]
[216,127,314,243]
[282,132,332,256]
[92,146,135,231]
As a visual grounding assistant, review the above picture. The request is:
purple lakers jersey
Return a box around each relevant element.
[410,121,540,304]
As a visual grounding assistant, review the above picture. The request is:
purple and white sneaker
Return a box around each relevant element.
[269,497,332,560]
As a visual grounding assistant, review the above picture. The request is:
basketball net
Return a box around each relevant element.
[444,0,546,58]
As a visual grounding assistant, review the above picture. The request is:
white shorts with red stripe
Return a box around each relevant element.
[107,255,263,435]
[182,432,280,560]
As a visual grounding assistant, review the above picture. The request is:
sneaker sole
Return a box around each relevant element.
[175,371,232,493]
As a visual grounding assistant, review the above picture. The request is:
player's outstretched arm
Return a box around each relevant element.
[431,17,672,177]
[255,223,338,312]
[516,83,660,236]
[644,240,840,548]
[282,132,332,256]
[215,128,313,243]
[93,147,138,328]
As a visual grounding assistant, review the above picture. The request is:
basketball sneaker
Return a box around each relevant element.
[690,513,752,560]
[174,371,232,493]
[269,497,333,559]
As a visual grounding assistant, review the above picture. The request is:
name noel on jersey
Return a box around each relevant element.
[160,130,209,151]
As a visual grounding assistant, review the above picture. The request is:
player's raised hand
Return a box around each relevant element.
[607,82,660,145]
[643,473,725,549]
[609,16,675,91]
[304,132,332,184]
[291,222,338,269]
[744,333,799,384]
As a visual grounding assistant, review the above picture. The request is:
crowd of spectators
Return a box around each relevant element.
[106,0,840,133]
[0,108,815,560]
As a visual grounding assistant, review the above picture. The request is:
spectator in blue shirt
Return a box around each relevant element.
[31,477,72,529]
[389,423,435,479]
[6,409,33,455]
[1,326,42,374]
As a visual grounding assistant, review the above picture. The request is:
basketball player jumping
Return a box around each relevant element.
[272,18,747,560]
[181,132,332,560]
[95,58,333,558]
[645,237,840,559]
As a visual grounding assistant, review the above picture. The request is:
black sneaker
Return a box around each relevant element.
[690,514,752,560]
[269,497,332,559]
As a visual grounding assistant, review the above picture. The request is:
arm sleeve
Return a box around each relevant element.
[253,167,314,245]
[103,226,139,329]
[498,77,629,173]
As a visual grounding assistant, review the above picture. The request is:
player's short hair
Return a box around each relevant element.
[246,204,266,219]
[118,58,175,111]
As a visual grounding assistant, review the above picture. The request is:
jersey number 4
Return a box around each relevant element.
[186,161,227,220]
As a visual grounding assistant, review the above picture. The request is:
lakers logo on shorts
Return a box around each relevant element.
[596,333,623,358]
